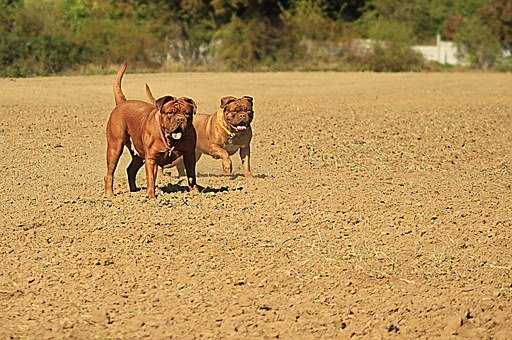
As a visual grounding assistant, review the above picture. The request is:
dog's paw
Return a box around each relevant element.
[146,189,157,199]
[188,185,201,194]
[222,160,233,175]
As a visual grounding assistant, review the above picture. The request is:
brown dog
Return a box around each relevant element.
[104,64,198,198]
[146,85,254,177]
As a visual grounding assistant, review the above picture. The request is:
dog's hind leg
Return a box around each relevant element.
[127,154,144,192]
[104,138,124,197]
[125,138,144,192]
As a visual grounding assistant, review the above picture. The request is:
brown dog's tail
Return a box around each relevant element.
[145,83,156,105]
[114,63,128,105]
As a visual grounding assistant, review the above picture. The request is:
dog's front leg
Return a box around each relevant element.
[145,158,158,198]
[183,151,198,192]
[209,144,232,175]
[239,145,252,178]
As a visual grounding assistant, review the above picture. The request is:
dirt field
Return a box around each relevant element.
[1,72,511,339]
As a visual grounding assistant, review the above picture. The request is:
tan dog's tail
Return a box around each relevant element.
[145,83,156,105]
[114,63,128,105]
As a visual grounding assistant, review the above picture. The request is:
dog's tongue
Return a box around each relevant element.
[171,132,182,140]
[235,126,247,131]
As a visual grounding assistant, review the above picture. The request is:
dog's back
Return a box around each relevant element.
[106,100,154,144]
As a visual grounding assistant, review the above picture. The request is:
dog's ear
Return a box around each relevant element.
[179,97,197,114]
[156,96,175,112]
[220,96,237,108]
[242,96,253,103]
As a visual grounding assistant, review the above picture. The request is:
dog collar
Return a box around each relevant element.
[216,109,238,138]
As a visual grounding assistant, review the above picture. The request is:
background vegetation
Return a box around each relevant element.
[1,0,511,76]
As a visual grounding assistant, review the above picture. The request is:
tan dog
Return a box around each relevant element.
[104,64,198,198]
[146,85,253,177]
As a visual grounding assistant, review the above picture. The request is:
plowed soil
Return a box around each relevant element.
[1,72,511,339]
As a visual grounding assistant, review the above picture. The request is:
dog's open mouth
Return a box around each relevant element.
[234,124,248,132]
[166,128,183,141]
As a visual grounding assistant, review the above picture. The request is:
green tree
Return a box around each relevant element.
[364,0,450,42]
[478,0,512,49]
[364,0,492,43]
[454,16,502,68]
[364,20,425,72]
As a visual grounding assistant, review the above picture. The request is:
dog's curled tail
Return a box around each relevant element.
[114,63,128,105]
[145,83,156,105]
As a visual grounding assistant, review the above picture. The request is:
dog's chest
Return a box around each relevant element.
[156,147,180,166]
[222,138,243,155]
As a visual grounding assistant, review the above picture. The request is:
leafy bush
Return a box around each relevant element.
[212,17,288,70]
[368,19,415,45]
[478,0,512,50]
[74,17,163,67]
[212,17,261,70]
[0,0,165,76]
[0,1,88,77]
[495,56,512,72]
[281,0,340,41]
[0,0,510,75]
[362,43,426,72]
[355,20,426,72]
[454,16,503,68]
[277,0,346,68]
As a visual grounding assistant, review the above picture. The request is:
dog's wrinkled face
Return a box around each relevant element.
[156,96,196,140]
[220,96,254,132]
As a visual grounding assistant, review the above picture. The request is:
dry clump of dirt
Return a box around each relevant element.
[0,72,511,338]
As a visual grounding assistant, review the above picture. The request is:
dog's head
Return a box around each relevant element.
[220,96,254,132]
[156,96,196,141]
